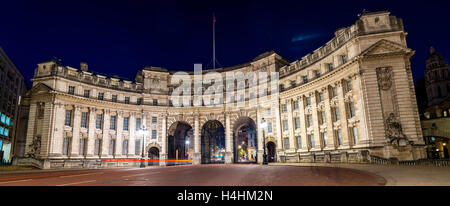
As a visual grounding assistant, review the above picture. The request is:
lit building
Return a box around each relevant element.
[421,46,450,159]
[0,47,28,164]
[14,11,427,169]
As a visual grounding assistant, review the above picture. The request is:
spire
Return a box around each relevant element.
[430,45,436,54]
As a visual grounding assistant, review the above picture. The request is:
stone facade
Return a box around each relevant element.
[14,11,427,169]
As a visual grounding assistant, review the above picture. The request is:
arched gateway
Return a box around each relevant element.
[233,117,257,163]
[201,120,225,164]
[167,121,193,165]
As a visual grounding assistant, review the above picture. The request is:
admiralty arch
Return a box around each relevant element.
[14,11,427,169]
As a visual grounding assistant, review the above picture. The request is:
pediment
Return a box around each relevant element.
[361,39,412,57]
[26,83,53,96]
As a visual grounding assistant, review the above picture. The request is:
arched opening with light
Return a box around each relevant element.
[167,121,193,165]
[233,117,257,163]
[201,120,225,164]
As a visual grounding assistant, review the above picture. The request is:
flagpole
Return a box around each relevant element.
[213,12,216,70]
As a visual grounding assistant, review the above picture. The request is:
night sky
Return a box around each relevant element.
[1,0,449,87]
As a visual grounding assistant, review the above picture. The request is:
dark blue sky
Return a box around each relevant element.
[1,0,449,86]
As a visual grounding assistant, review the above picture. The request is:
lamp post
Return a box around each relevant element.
[139,125,148,168]
[261,118,268,165]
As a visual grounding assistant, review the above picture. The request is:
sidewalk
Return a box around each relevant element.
[269,162,450,186]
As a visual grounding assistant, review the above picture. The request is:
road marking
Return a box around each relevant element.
[0,179,33,185]
[59,172,104,178]
[57,180,96,186]
[122,172,160,178]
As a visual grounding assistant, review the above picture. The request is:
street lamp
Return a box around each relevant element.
[260,118,268,165]
[138,125,148,168]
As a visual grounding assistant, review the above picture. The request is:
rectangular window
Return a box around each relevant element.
[136,118,141,130]
[296,136,302,149]
[283,120,288,132]
[125,97,130,104]
[347,80,352,92]
[295,117,301,130]
[79,113,87,129]
[110,115,116,130]
[293,100,299,110]
[268,122,272,133]
[320,111,326,124]
[112,95,117,102]
[65,110,72,126]
[280,84,285,92]
[96,114,102,129]
[84,90,90,98]
[309,134,314,148]
[122,140,128,155]
[337,129,342,146]
[334,107,340,121]
[98,93,104,100]
[284,138,290,150]
[68,86,75,95]
[307,114,313,128]
[306,97,311,106]
[94,139,101,155]
[266,108,271,116]
[79,138,86,156]
[352,127,358,145]
[152,130,157,139]
[349,102,355,118]
[328,63,333,72]
[323,132,328,147]
[123,117,129,131]
[63,137,70,155]
[319,92,324,102]
[291,80,296,88]
[281,104,287,113]
[303,76,308,83]
[153,99,158,106]
[315,70,320,78]
[152,117,157,124]
[135,140,141,155]
[341,55,347,64]
[109,139,115,155]
[137,98,142,105]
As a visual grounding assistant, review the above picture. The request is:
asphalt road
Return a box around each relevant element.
[0,164,386,186]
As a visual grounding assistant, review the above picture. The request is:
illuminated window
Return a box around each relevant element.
[5,117,10,126]
[296,136,302,149]
[0,127,4,135]
[0,114,5,124]
[323,132,328,147]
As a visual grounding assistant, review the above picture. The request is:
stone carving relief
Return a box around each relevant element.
[385,113,410,147]
[376,67,392,90]
[26,136,41,158]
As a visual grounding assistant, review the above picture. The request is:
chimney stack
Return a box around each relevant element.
[80,62,88,72]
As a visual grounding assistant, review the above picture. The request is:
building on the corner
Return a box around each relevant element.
[14,11,427,169]
[421,46,450,159]
[0,47,29,164]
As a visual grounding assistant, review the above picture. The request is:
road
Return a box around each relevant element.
[0,164,386,186]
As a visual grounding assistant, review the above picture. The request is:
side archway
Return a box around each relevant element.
[232,116,257,163]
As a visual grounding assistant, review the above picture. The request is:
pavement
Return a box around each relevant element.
[0,164,386,186]
[0,163,448,186]
[270,163,450,186]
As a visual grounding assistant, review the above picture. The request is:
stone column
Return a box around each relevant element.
[100,109,110,159]
[311,92,322,151]
[24,103,37,156]
[256,108,264,164]
[160,113,168,166]
[323,87,336,150]
[70,105,81,158]
[114,111,123,158]
[353,74,369,146]
[274,100,283,151]
[193,114,201,164]
[225,112,233,164]
[337,81,350,148]
[298,97,308,151]
[128,112,136,157]
[286,99,295,151]
[49,103,65,157]
[86,107,96,158]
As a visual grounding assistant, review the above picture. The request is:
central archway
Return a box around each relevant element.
[233,117,257,163]
[168,121,193,165]
[201,120,226,164]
